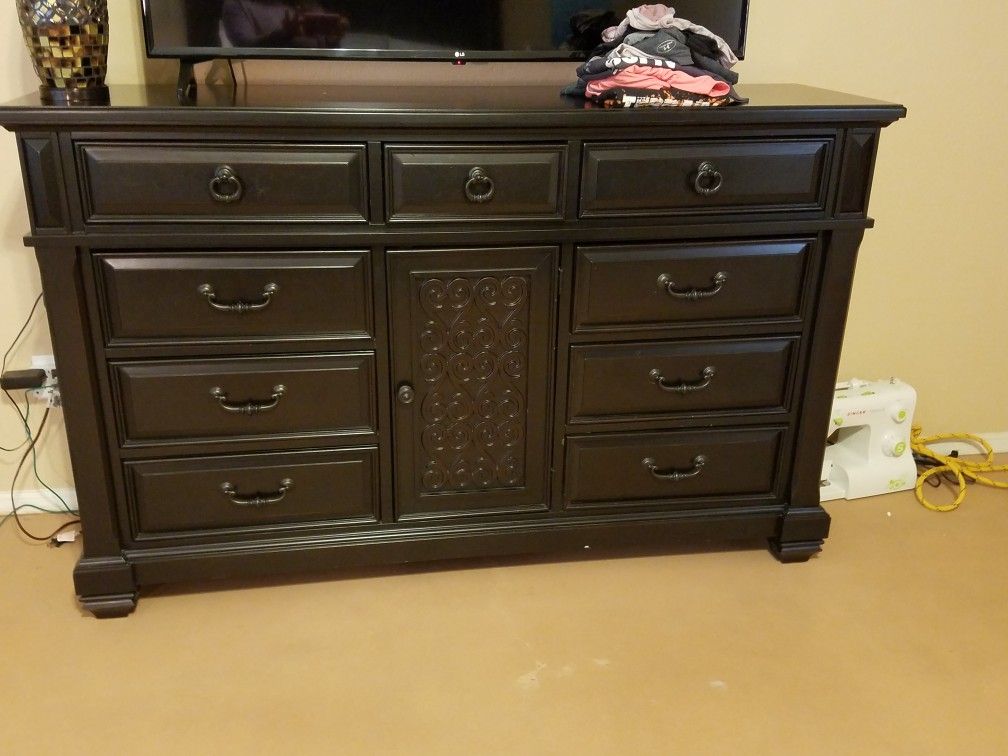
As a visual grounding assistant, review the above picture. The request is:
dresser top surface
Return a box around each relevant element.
[0,83,905,130]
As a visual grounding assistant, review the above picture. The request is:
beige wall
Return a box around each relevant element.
[1,13,65,494]
[2,1,1005,495]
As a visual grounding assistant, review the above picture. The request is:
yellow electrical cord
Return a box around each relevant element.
[910,426,1008,511]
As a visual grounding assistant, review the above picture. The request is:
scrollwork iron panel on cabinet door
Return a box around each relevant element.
[388,247,557,519]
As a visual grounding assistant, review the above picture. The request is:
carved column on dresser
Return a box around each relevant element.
[37,244,137,616]
[15,129,137,615]
[772,227,866,562]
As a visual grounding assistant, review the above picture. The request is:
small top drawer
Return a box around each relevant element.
[580,138,832,218]
[385,145,566,221]
[78,142,368,223]
[96,251,373,346]
[572,240,812,335]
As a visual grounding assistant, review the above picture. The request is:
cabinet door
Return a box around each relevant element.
[388,247,557,519]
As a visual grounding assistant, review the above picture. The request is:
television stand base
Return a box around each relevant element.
[176,58,198,103]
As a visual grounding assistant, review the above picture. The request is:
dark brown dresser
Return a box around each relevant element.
[0,84,905,617]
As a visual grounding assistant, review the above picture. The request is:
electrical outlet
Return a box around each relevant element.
[31,354,56,379]
[28,354,60,408]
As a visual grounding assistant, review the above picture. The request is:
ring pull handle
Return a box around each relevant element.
[649,366,716,395]
[210,384,286,415]
[198,282,278,313]
[657,271,728,300]
[220,478,293,507]
[209,165,243,203]
[693,161,723,196]
[642,455,708,482]
[464,167,495,204]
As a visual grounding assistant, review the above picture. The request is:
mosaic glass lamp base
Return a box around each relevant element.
[17,0,109,104]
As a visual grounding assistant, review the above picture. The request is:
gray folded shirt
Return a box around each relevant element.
[623,29,738,84]
[622,30,695,67]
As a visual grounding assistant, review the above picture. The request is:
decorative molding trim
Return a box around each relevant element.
[925,431,1008,457]
[1,487,78,515]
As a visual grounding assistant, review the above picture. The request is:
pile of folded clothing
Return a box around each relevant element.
[563,3,746,108]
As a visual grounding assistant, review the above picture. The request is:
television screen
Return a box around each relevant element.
[142,1,749,61]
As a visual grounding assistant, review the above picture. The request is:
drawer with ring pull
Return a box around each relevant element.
[384,145,567,221]
[579,138,832,218]
[572,240,812,335]
[567,337,798,423]
[124,448,379,539]
[563,427,785,511]
[76,141,368,223]
[95,251,373,346]
[110,353,376,446]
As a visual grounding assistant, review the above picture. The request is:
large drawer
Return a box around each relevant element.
[111,354,376,446]
[96,251,373,346]
[580,138,832,218]
[125,448,379,538]
[78,142,368,223]
[568,337,797,423]
[572,240,812,334]
[564,428,785,510]
[385,145,566,221]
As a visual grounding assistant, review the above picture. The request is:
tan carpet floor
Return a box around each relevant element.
[2,482,1006,755]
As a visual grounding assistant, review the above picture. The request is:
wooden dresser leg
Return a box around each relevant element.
[769,506,831,563]
[769,539,823,563]
[80,594,139,619]
[74,556,138,618]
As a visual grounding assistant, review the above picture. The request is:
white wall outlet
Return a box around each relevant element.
[31,354,57,379]
[28,354,60,407]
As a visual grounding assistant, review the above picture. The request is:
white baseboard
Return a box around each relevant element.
[1,487,78,516]
[923,431,1008,457]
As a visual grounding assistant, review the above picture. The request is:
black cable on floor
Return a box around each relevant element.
[1,407,79,542]
[914,450,973,489]
[2,293,75,522]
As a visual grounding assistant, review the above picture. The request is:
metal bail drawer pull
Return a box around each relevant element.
[642,454,708,481]
[649,366,716,394]
[693,161,723,196]
[209,165,243,203]
[210,384,286,415]
[198,282,279,313]
[220,478,293,507]
[657,271,728,300]
[464,166,495,203]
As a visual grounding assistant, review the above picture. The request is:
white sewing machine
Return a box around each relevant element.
[819,377,917,501]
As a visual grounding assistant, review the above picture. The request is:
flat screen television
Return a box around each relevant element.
[141,1,750,63]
